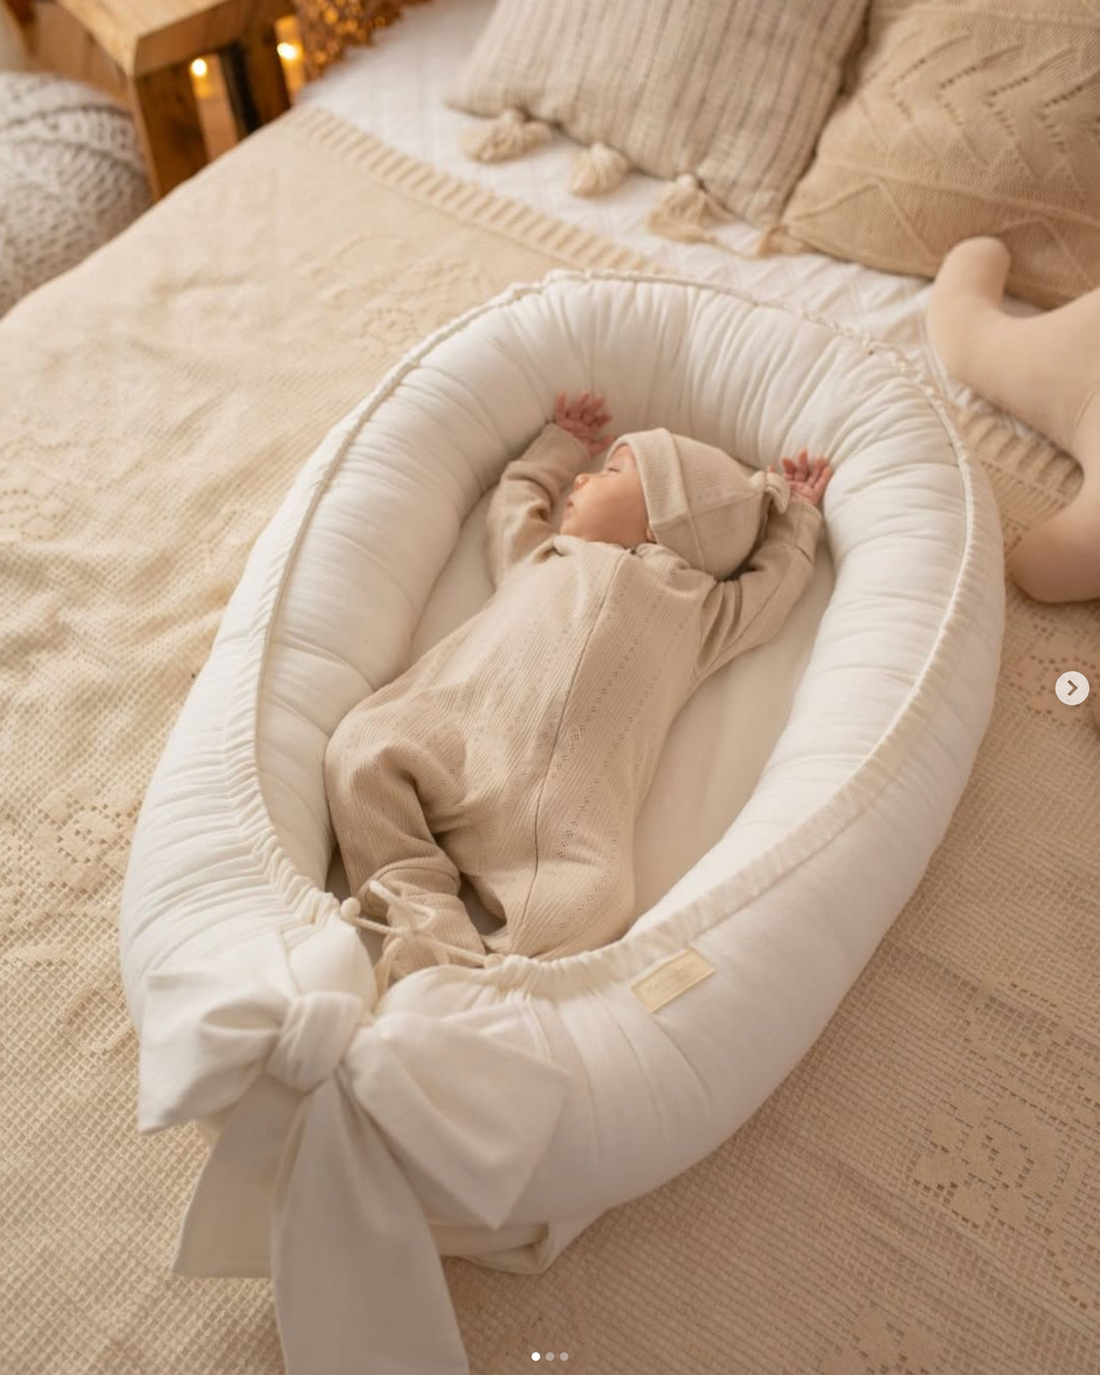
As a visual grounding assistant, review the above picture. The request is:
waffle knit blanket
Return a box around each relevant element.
[1,103,1097,1374]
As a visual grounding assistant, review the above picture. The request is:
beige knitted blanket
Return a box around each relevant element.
[1,104,1097,1375]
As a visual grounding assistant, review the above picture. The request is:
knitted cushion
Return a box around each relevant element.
[773,0,1100,308]
[445,0,869,231]
[0,73,151,317]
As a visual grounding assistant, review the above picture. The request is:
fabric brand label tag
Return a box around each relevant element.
[631,948,715,1013]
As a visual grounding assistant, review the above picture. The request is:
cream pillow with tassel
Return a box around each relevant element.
[446,0,869,242]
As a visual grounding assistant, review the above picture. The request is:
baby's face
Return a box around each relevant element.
[559,443,655,548]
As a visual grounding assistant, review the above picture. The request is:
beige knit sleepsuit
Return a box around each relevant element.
[324,422,823,984]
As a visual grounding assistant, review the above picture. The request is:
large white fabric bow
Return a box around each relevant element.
[136,924,571,1374]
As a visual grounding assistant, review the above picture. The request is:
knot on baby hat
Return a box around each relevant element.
[621,429,790,580]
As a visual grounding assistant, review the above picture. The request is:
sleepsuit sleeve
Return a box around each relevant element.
[485,422,591,588]
[695,497,823,683]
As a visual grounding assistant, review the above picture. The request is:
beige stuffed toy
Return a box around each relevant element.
[927,236,1100,733]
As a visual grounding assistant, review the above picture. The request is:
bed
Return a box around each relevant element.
[5,2,1100,1372]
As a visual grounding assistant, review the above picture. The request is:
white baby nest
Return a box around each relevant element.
[119,268,1004,1375]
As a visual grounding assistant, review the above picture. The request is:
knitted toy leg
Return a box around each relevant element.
[928,236,1100,603]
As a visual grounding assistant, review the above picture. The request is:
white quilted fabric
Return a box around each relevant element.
[0,73,151,317]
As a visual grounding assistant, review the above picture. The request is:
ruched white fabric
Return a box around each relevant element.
[137,922,571,1374]
[120,268,1005,1374]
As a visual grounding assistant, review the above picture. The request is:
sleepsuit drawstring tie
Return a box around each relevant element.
[337,879,501,994]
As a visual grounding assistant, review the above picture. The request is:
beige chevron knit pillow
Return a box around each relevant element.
[446,0,870,232]
[773,0,1100,308]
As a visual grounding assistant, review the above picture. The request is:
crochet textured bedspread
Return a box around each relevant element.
[1,103,1097,1375]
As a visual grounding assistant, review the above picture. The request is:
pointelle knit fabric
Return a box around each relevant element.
[324,421,823,984]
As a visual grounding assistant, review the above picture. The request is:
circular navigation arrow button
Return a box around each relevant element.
[1055,671,1091,706]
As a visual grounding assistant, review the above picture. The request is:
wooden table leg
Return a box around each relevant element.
[243,22,291,125]
[220,25,289,138]
[128,63,207,199]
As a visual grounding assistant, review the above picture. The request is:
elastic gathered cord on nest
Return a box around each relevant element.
[337,878,501,993]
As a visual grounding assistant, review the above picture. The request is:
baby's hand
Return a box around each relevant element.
[554,390,612,456]
[772,449,833,507]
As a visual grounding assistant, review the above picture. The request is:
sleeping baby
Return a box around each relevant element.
[324,390,834,993]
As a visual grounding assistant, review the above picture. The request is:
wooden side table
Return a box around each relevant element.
[49,0,296,198]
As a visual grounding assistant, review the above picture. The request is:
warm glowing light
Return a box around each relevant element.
[190,58,207,77]
[277,42,299,61]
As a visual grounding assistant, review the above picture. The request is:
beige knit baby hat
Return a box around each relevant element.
[619,428,790,580]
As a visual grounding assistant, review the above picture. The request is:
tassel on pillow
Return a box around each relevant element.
[645,172,734,245]
[569,141,630,197]
[460,107,551,162]
[754,222,808,257]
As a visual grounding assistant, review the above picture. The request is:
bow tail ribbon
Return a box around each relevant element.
[137,931,571,1375]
